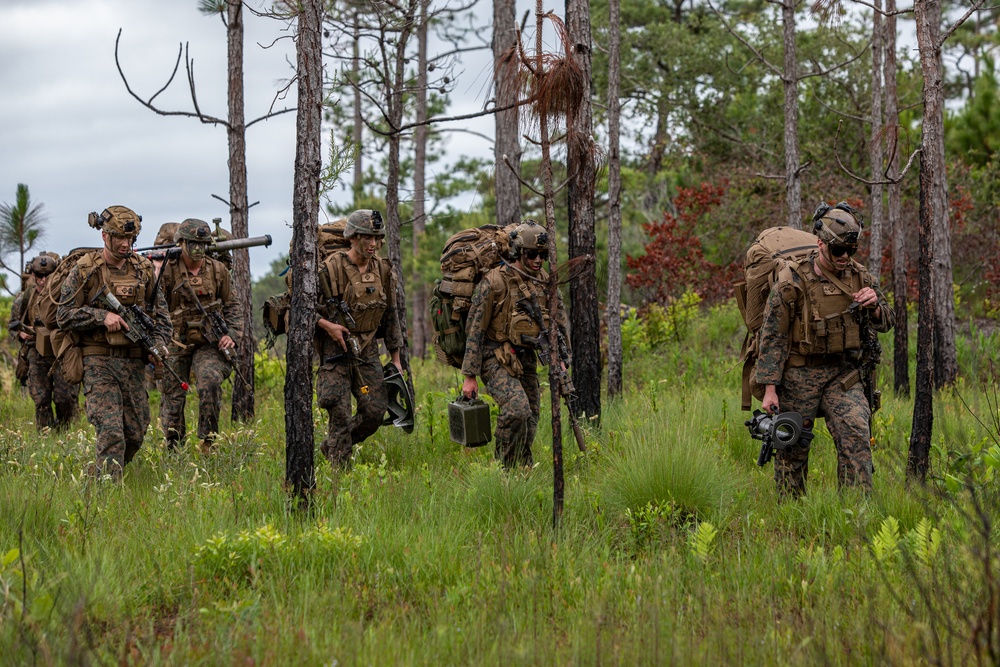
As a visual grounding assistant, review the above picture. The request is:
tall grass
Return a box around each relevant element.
[1,305,999,664]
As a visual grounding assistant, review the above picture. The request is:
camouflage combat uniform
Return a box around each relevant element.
[158,254,243,447]
[57,251,171,473]
[9,283,79,429]
[315,250,403,465]
[462,263,566,468]
[755,251,894,496]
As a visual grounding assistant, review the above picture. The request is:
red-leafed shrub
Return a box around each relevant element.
[626,182,739,307]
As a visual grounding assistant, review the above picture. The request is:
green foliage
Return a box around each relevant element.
[1,302,999,664]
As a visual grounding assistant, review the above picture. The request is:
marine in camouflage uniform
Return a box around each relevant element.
[158,218,243,450]
[314,209,403,466]
[461,220,568,469]
[755,202,895,497]
[56,206,172,479]
[9,254,80,429]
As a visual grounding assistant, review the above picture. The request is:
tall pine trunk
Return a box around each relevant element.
[885,0,910,396]
[606,0,623,399]
[285,0,323,502]
[781,0,802,229]
[908,0,946,482]
[566,0,601,422]
[226,0,255,423]
[493,0,521,227]
[411,0,430,360]
[867,0,885,281]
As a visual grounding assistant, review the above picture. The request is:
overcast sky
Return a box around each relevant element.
[0,0,499,282]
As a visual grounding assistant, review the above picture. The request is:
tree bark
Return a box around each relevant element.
[607,0,623,399]
[908,0,944,482]
[566,0,601,423]
[286,0,323,503]
[385,2,417,397]
[781,0,803,229]
[532,4,564,528]
[226,0,255,423]
[493,0,522,228]
[411,0,431,361]
[352,8,364,203]
[885,0,910,396]
[867,0,885,281]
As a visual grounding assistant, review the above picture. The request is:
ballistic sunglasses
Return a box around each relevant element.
[829,244,858,257]
[524,249,548,261]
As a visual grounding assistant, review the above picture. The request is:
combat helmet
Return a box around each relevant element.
[154,222,180,247]
[811,201,863,247]
[28,253,60,277]
[174,218,213,243]
[343,209,386,238]
[509,219,548,259]
[88,205,142,237]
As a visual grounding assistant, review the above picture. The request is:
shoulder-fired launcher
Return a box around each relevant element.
[137,234,273,261]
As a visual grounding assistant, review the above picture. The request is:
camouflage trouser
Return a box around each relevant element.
[82,355,149,471]
[316,354,387,465]
[481,347,539,469]
[160,344,232,445]
[26,348,79,430]
[774,364,873,497]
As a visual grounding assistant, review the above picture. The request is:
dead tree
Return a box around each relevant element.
[565,0,602,424]
[286,0,324,504]
[114,14,294,423]
[606,0,623,399]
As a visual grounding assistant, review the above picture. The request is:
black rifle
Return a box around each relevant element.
[516,297,587,453]
[745,409,804,466]
[96,288,189,392]
[181,280,248,385]
[319,295,369,397]
[9,319,36,339]
[848,301,883,446]
[137,234,273,262]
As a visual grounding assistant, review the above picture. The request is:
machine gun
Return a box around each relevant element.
[515,297,587,454]
[745,409,804,466]
[180,280,248,385]
[96,288,189,392]
[137,234,273,261]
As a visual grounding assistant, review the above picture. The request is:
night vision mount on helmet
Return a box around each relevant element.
[88,206,142,237]
[344,209,386,238]
[812,201,863,246]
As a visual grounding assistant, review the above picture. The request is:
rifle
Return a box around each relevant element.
[318,267,362,362]
[95,288,189,392]
[516,297,587,453]
[848,301,883,444]
[137,234,273,261]
[180,280,248,385]
[9,319,36,340]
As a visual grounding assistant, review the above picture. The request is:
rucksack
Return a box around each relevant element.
[35,247,100,331]
[734,226,817,411]
[263,220,351,347]
[430,223,518,368]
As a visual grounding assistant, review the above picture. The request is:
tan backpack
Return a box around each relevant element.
[430,223,518,368]
[734,226,817,410]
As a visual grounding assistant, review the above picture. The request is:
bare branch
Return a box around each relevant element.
[707,0,783,78]
[502,154,543,197]
[833,120,920,185]
[843,0,914,16]
[940,0,991,46]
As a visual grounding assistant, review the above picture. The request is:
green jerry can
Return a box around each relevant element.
[448,396,492,448]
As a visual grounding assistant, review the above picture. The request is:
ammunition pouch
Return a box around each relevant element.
[34,326,54,358]
[492,340,523,378]
[52,330,83,385]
